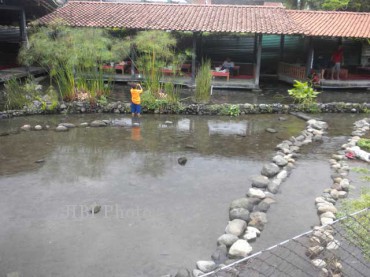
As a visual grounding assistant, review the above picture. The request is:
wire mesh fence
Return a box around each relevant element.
[201,208,369,277]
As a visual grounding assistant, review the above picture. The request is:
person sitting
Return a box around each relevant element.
[220,58,235,75]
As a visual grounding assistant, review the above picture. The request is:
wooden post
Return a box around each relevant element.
[306,37,314,77]
[130,43,135,77]
[280,35,285,61]
[19,8,28,48]
[191,32,197,83]
[254,34,262,87]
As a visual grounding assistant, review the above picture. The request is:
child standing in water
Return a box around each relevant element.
[130,82,143,118]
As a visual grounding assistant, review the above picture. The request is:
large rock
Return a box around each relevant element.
[276,170,288,180]
[217,234,239,247]
[196,261,216,273]
[243,226,260,242]
[261,163,280,177]
[267,178,281,194]
[90,120,107,127]
[317,203,337,214]
[272,155,288,167]
[230,198,254,212]
[20,124,31,131]
[55,125,69,132]
[59,123,76,128]
[192,269,204,277]
[229,239,253,257]
[229,208,250,222]
[307,120,328,130]
[225,219,247,236]
[256,201,270,212]
[306,245,324,258]
[178,157,187,166]
[312,259,327,268]
[211,244,228,264]
[248,212,268,231]
[320,217,334,225]
[251,175,270,188]
[247,188,265,199]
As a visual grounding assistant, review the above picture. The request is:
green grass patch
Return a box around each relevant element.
[358,138,370,152]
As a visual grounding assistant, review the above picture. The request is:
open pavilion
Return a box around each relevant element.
[12,1,370,89]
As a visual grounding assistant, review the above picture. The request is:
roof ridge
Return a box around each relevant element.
[287,9,370,15]
[68,1,285,9]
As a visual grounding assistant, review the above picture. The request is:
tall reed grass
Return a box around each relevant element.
[195,59,212,103]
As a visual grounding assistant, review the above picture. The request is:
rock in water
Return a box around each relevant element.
[55,125,69,132]
[178,157,187,166]
[89,203,101,214]
[266,128,277,133]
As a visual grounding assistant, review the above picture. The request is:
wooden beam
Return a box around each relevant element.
[254,34,262,87]
[0,5,23,11]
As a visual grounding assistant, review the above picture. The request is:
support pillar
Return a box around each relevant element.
[19,8,28,48]
[305,37,314,77]
[254,34,262,88]
[279,35,285,61]
[191,32,198,83]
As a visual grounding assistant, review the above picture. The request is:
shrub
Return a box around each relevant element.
[288,80,320,107]
[220,104,240,116]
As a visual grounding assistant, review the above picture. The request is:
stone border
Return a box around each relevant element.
[175,117,369,277]
[307,118,370,276]
[1,101,370,118]
[168,118,329,277]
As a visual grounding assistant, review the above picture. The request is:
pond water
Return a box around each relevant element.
[0,113,367,276]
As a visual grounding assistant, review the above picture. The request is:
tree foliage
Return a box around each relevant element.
[132,30,177,95]
[18,22,130,101]
[284,0,370,11]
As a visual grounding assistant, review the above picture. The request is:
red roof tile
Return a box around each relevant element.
[36,1,302,35]
[288,10,370,38]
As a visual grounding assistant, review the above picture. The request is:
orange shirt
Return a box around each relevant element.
[130,88,143,104]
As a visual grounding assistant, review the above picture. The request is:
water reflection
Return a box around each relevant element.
[208,120,248,136]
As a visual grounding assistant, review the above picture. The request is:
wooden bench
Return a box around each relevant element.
[211,70,229,81]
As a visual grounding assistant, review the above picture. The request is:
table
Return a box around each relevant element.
[211,70,229,81]
[101,64,127,75]
[181,64,191,73]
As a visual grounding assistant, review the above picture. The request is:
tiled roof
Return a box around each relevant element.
[288,10,370,38]
[36,1,302,35]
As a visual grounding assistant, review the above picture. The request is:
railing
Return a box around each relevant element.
[278,62,306,81]
[200,208,370,277]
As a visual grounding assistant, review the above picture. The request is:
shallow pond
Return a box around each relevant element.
[109,79,370,105]
[0,113,367,276]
